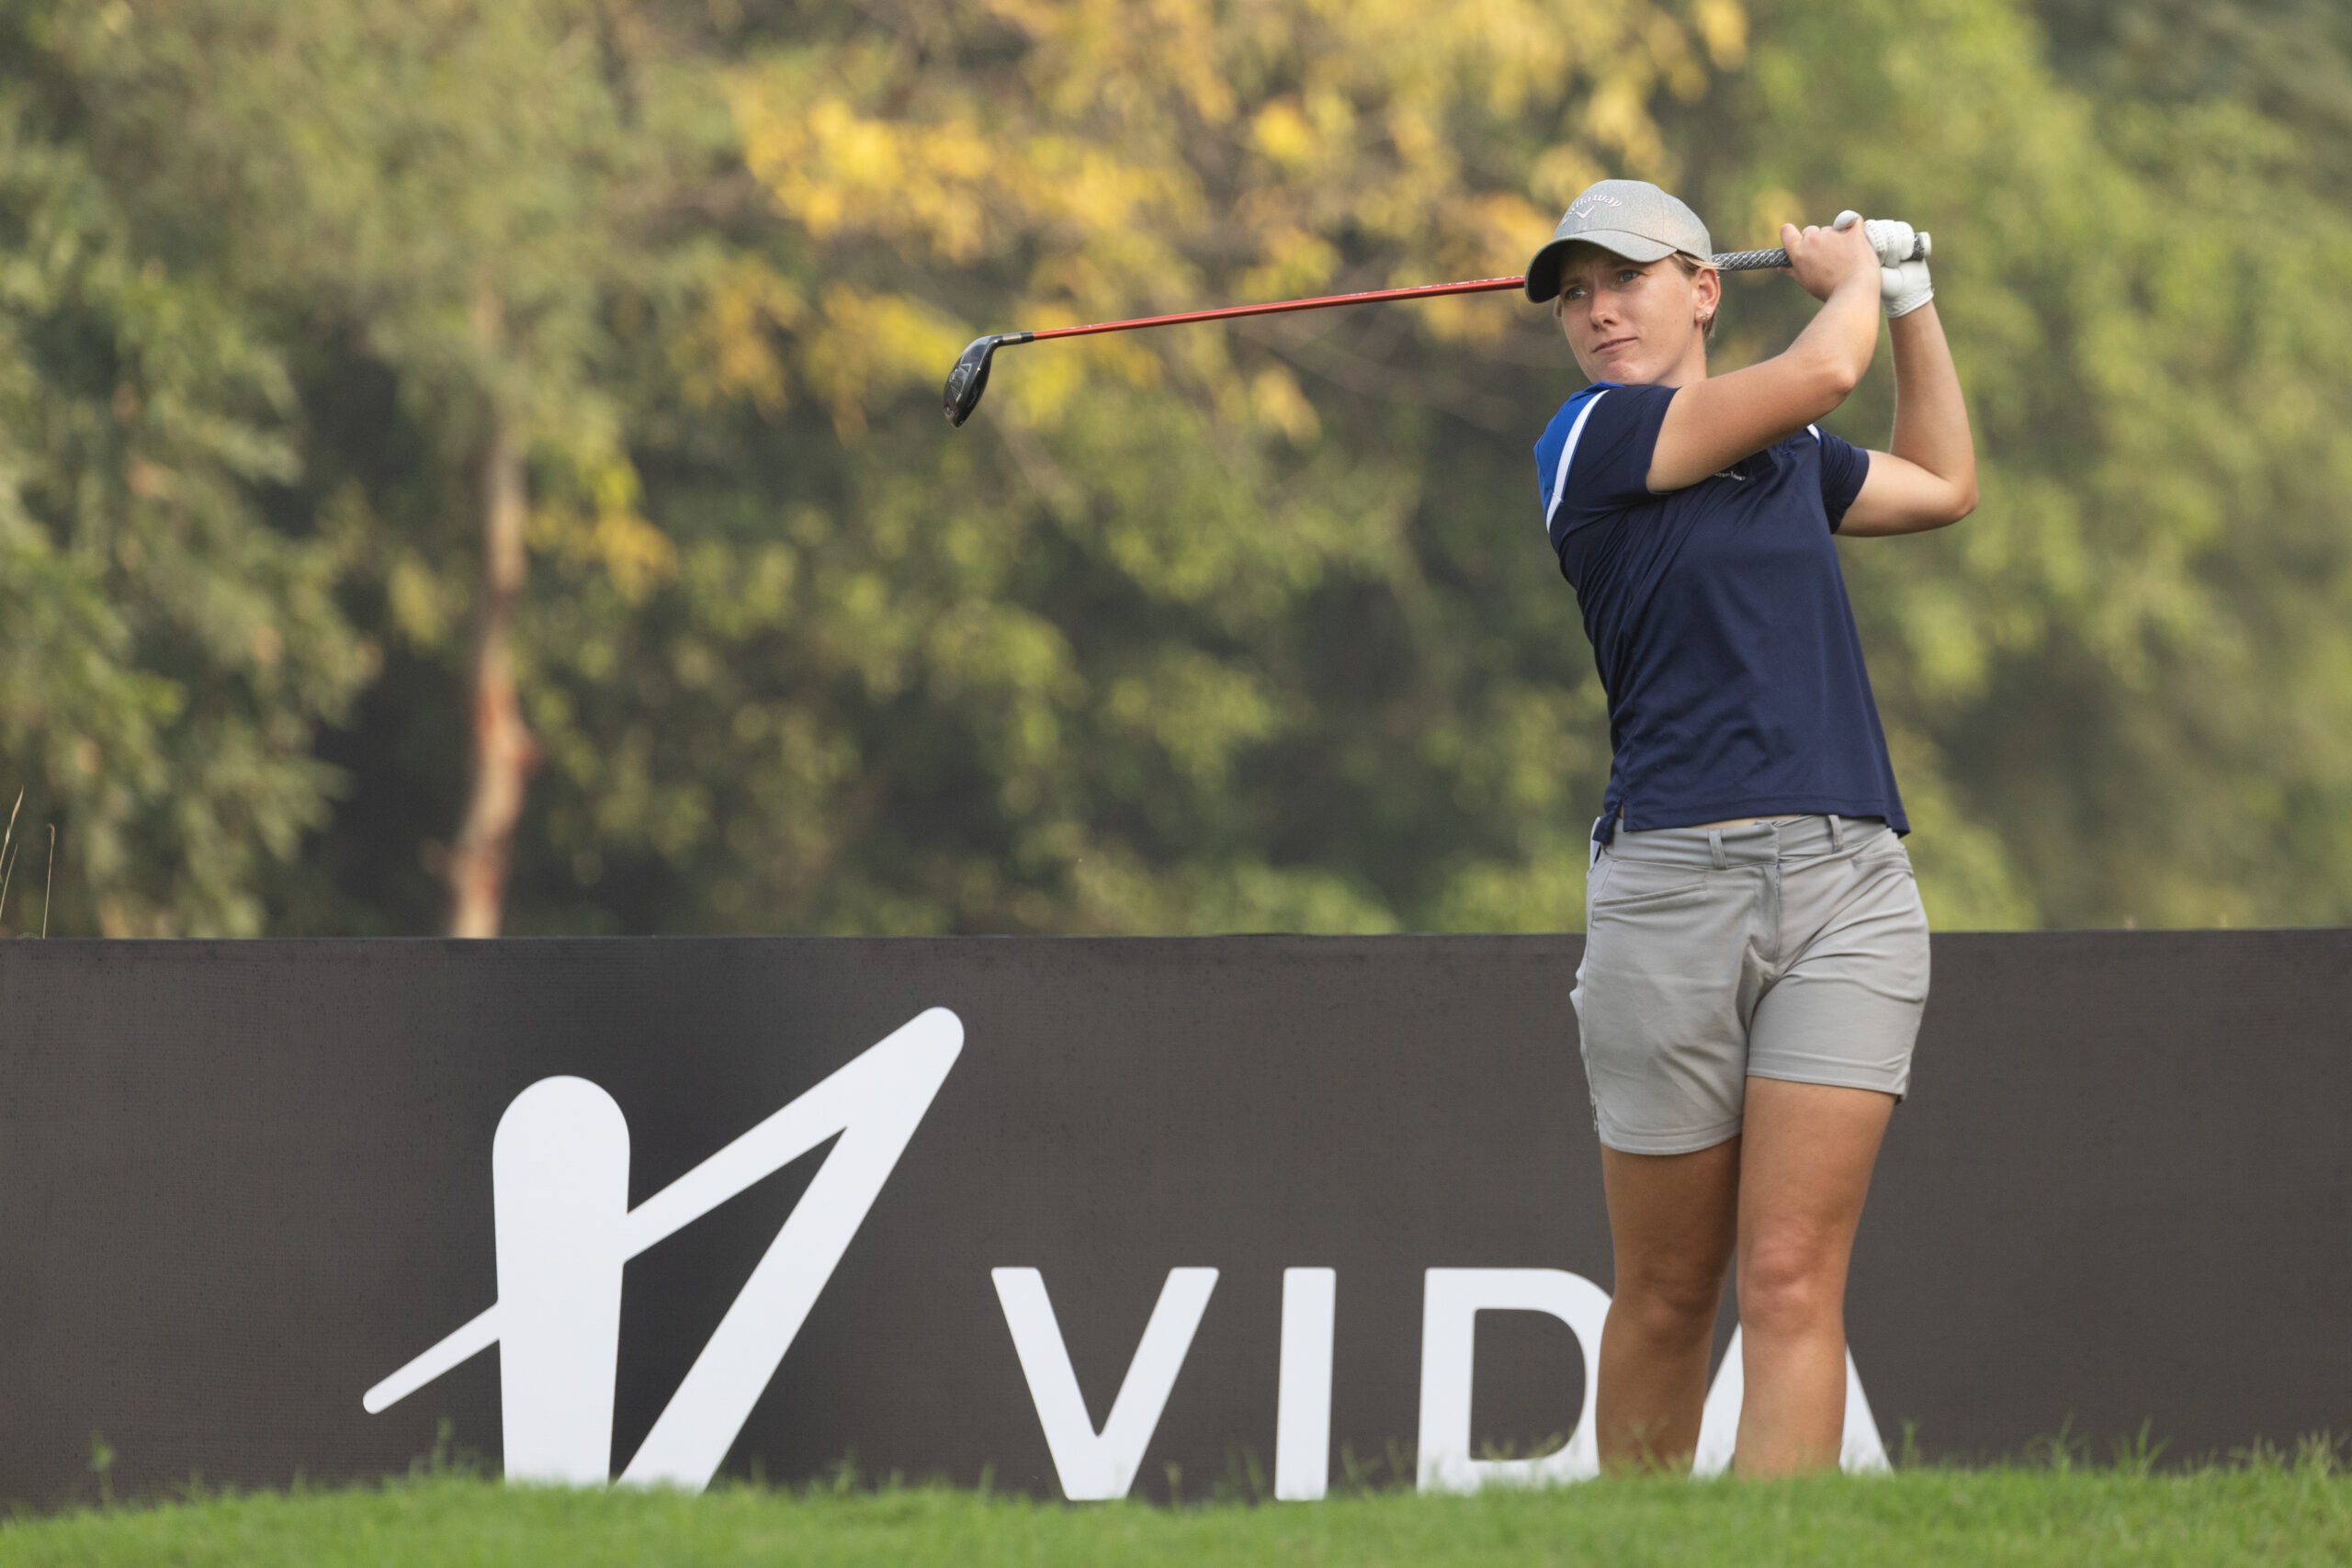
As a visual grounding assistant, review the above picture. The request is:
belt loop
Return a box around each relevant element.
[1828,813,1845,852]
[1707,829,1728,871]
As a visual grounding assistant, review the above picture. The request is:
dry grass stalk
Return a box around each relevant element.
[0,788,20,931]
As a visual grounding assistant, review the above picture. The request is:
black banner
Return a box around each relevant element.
[0,932,2345,1506]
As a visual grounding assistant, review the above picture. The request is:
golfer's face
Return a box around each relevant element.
[1555,250,1687,384]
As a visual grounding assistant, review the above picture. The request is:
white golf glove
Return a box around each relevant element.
[1880,257,1933,318]
[1834,209,1934,318]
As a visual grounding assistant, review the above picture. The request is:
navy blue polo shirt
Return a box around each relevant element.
[1533,380,1907,835]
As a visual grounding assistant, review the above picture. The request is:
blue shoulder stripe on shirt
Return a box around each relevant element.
[1540,388,1609,533]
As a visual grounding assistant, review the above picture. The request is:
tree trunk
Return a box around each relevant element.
[444,396,537,937]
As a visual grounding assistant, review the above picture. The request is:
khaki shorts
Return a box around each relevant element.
[1570,814,1930,1156]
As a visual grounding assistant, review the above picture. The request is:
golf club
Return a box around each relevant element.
[943,229,1930,425]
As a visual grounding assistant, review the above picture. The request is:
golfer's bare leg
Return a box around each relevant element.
[1732,1077,1894,1475]
[1596,1137,1739,1472]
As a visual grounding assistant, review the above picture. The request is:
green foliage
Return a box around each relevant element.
[9,0,740,932]
[3,0,2349,934]
[1690,0,2352,927]
[0,17,371,935]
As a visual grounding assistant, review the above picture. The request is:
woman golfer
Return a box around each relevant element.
[1524,181,1975,1474]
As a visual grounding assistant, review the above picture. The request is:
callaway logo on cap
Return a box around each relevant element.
[1524,180,1713,303]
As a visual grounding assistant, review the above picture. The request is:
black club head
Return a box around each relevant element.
[943,335,1006,427]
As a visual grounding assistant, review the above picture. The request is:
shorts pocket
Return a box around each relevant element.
[1864,835,1917,878]
[1589,859,1711,910]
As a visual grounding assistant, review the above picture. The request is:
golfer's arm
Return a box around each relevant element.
[1838,303,1979,536]
[1646,272,1881,491]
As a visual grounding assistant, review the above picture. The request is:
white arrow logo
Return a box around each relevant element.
[363,1008,964,1490]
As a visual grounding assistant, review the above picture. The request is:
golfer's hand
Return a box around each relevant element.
[1881,256,1934,318]
[1781,213,1880,303]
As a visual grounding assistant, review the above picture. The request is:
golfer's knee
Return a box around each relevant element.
[1736,1245,1842,1338]
[1614,1264,1724,1347]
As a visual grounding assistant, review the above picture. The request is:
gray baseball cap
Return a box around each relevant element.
[1524,180,1713,302]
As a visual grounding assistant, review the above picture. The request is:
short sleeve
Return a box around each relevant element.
[1538,385,1676,557]
[1815,429,1871,530]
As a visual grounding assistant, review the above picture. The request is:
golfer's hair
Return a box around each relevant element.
[1553,253,1719,344]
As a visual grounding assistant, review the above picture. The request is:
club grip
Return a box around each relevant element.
[1712,229,1930,274]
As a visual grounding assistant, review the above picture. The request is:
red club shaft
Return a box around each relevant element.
[1026,276,1528,341]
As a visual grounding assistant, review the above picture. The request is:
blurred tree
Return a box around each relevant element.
[270,0,2352,936]
[47,0,733,934]
[6,0,2350,939]
[2038,0,2352,187]
[0,5,373,936]
[459,0,1747,935]
[1681,0,2352,927]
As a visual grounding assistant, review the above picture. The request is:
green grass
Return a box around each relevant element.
[6,1464,2352,1568]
